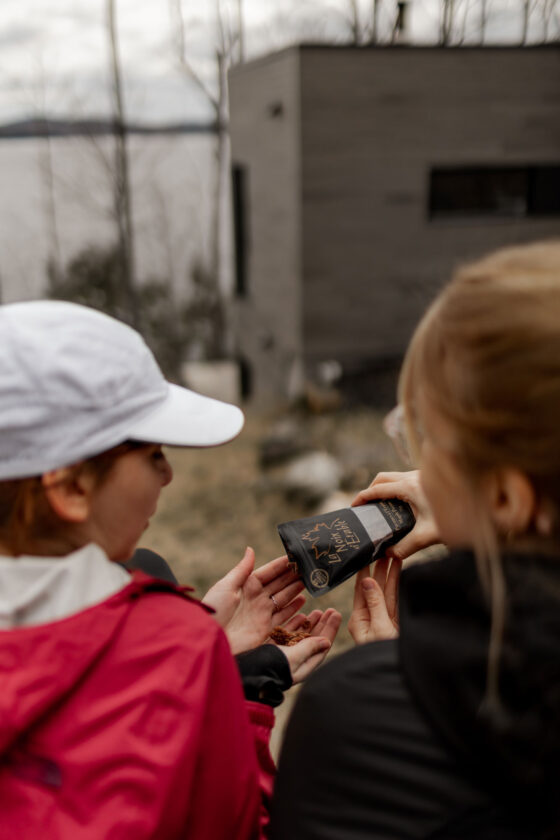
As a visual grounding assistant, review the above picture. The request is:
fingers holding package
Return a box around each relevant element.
[352,470,441,560]
[348,559,401,644]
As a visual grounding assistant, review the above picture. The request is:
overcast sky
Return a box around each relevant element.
[0,0,553,125]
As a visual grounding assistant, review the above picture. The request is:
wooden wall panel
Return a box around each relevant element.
[229,49,303,402]
[229,46,560,403]
[299,47,560,378]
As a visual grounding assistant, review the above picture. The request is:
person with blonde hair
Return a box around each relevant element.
[271,240,560,840]
[0,300,341,839]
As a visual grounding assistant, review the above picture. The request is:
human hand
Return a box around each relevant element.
[274,608,342,684]
[203,548,306,655]
[347,558,401,644]
[352,470,440,560]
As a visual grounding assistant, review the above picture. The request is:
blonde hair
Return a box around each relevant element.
[399,239,560,700]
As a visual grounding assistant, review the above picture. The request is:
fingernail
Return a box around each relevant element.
[319,640,331,651]
[362,578,375,590]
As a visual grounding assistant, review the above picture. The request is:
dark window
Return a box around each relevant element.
[429,165,560,219]
[529,167,560,215]
[238,356,252,400]
[232,164,249,296]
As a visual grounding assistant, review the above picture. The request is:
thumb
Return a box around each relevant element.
[362,577,395,637]
[222,546,255,587]
[386,531,423,561]
[294,634,331,660]
[282,636,332,684]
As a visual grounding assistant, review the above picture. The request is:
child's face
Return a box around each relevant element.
[84,444,173,562]
[416,398,479,550]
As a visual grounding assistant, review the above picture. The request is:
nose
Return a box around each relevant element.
[160,455,173,486]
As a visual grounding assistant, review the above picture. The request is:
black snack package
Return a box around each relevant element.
[277,499,415,596]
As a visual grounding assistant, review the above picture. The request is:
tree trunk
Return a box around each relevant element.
[236,0,245,62]
[371,0,380,43]
[170,0,231,359]
[208,49,230,358]
[348,0,362,43]
[39,123,63,284]
[441,0,455,43]
[540,0,557,41]
[479,0,487,42]
[521,0,530,41]
[34,69,63,284]
[106,0,141,331]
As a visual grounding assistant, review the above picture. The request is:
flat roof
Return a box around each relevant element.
[229,42,560,77]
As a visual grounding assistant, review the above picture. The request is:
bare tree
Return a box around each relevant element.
[479,0,489,43]
[236,0,245,62]
[370,0,381,42]
[39,125,63,284]
[391,0,411,42]
[518,0,555,41]
[538,0,559,39]
[33,62,63,284]
[521,0,532,40]
[334,0,370,43]
[169,0,236,357]
[347,0,364,42]
[106,0,141,330]
[440,0,456,43]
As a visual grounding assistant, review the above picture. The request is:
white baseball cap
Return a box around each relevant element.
[0,300,245,480]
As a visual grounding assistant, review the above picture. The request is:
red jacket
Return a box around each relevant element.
[0,573,275,839]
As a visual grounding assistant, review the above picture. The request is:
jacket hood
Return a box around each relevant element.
[0,544,129,630]
[399,550,560,833]
[0,580,141,757]
[0,545,191,759]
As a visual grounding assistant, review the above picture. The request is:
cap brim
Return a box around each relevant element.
[126,384,244,447]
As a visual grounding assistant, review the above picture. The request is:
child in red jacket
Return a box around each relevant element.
[0,300,340,839]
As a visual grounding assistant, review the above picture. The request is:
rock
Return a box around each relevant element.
[304,383,342,414]
[280,451,342,505]
[259,419,310,468]
[312,490,354,515]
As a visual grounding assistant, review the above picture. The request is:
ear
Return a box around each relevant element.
[483,467,537,538]
[41,466,95,524]
[534,497,556,537]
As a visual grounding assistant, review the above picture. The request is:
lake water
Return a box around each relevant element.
[0,133,216,303]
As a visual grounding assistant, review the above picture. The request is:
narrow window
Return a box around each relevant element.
[232,164,249,297]
[238,356,252,399]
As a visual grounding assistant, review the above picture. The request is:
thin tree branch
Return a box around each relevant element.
[106,0,140,330]
[236,0,245,61]
[169,0,219,112]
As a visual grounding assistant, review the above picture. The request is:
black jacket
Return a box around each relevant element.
[271,551,560,840]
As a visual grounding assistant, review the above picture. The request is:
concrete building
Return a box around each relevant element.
[228,45,560,406]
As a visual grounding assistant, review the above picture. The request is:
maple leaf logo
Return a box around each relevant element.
[301,518,342,561]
